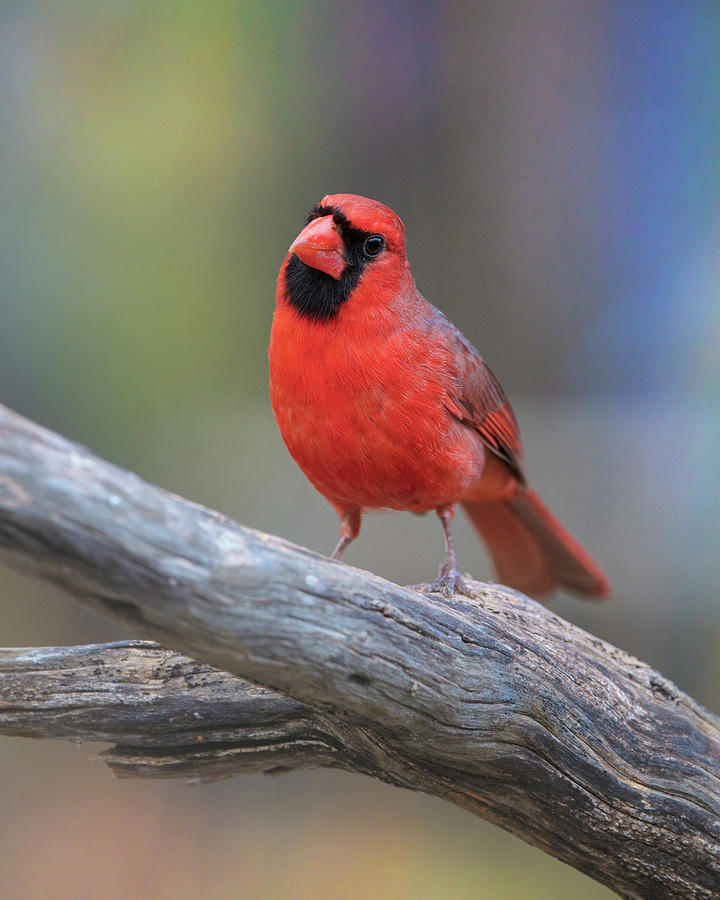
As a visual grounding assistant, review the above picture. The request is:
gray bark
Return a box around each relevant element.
[0,640,357,780]
[0,403,718,899]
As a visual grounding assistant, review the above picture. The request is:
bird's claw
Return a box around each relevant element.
[410,569,474,598]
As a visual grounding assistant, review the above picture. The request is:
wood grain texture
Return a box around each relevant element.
[0,641,355,780]
[0,403,719,898]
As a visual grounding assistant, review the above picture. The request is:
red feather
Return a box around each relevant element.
[443,344,525,482]
[269,193,610,599]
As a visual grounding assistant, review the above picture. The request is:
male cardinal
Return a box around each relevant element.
[269,194,609,599]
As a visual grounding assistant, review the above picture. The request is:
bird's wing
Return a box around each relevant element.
[443,331,525,484]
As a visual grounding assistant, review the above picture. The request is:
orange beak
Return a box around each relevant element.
[289,215,346,280]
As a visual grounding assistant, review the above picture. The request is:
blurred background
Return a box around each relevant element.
[1,1,718,897]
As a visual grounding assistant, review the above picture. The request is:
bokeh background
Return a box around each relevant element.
[1,2,718,898]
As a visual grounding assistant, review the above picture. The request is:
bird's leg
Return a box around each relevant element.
[330,507,361,560]
[414,504,473,597]
[330,534,352,560]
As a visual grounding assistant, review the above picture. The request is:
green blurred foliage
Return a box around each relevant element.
[7,3,300,436]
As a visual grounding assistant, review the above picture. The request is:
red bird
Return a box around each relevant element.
[269,194,609,599]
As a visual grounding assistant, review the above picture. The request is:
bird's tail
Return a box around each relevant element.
[461,490,610,600]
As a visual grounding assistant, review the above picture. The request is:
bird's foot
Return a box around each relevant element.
[410,568,474,599]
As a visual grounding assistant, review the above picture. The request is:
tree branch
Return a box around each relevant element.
[0,640,361,781]
[0,403,719,898]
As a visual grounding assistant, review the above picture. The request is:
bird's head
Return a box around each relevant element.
[279,194,411,321]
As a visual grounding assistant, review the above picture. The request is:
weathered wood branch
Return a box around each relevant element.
[0,404,719,899]
[0,640,363,780]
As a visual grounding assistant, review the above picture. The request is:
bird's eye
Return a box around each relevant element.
[363,235,385,258]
